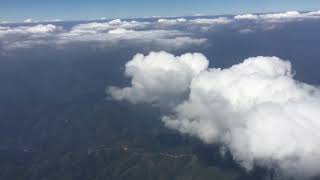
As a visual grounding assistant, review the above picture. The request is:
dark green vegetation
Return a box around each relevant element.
[0,94,243,180]
[0,95,271,180]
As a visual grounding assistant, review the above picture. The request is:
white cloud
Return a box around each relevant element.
[238,28,255,34]
[193,13,206,16]
[306,10,320,16]
[46,19,62,22]
[0,24,62,49]
[58,28,206,49]
[21,24,59,33]
[108,51,209,106]
[24,19,38,23]
[0,20,206,50]
[70,22,111,34]
[108,19,122,25]
[234,10,320,33]
[234,10,320,22]
[24,19,33,23]
[157,17,232,25]
[0,21,12,24]
[108,28,133,34]
[234,14,259,20]
[70,19,150,34]
[189,17,232,24]
[158,18,187,24]
[260,11,301,20]
[0,24,59,35]
[0,24,61,43]
[4,10,320,50]
[65,20,204,46]
[154,37,207,49]
[109,52,320,179]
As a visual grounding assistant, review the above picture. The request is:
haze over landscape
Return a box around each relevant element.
[1,1,320,180]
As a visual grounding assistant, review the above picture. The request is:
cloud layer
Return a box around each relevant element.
[1,10,320,50]
[0,19,206,50]
[234,10,320,21]
[109,52,320,179]
[157,17,232,25]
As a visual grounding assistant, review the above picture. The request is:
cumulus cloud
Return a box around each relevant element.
[46,19,62,22]
[70,19,150,34]
[234,14,259,20]
[154,37,207,49]
[306,10,320,16]
[108,51,209,106]
[109,52,320,179]
[24,19,33,23]
[155,17,233,33]
[0,20,206,50]
[58,28,206,49]
[158,18,187,24]
[163,56,320,177]
[157,17,232,25]
[238,28,255,34]
[24,19,38,23]
[0,21,12,24]
[108,28,133,34]
[0,24,62,49]
[2,10,320,50]
[0,24,59,35]
[234,10,320,33]
[234,10,320,22]
[261,11,301,19]
[189,17,232,24]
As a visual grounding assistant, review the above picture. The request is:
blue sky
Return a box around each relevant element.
[1,0,320,21]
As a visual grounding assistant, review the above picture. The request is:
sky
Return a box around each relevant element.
[1,0,320,21]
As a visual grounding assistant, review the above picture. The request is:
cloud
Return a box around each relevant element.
[155,17,233,33]
[108,28,133,34]
[158,18,187,24]
[2,10,320,50]
[154,37,207,49]
[234,10,320,33]
[238,28,255,34]
[58,28,206,49]
[261,11,301,19]
[71,19,150,33]
[306,10,320,16]
[189,17,232,24]
[157,17,232,25]
[24,19,33,23]
[24,19,38,23]
[0,20,206,50]
[45,19,62,22]
[109,52,320,179]
[0,24,59,35]
[234,14,259,20]
[0,24,62,49]
[234,10,320,22]
[0,21,12,24]
[108,51,209,106]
